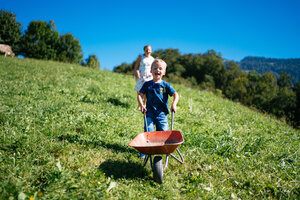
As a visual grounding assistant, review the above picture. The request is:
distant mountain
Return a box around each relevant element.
[239,56,300,84]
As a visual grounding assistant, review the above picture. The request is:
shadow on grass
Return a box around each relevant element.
[99,159,149,180]
[107,97,130,108]
[80,94,95,104]
[58,134,137,154]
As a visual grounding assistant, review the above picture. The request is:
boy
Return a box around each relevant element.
[138,59,179,134]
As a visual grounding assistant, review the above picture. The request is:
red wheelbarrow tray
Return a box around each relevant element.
[129,130,184,155]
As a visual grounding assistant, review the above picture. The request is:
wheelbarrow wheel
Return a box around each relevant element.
[153,156,163,183]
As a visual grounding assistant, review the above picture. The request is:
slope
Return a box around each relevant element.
[0,57,299,199]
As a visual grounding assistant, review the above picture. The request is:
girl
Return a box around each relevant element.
[134,45,155,111]
[134,45,154,93]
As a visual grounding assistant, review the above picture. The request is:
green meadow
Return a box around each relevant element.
[0,57,299,199]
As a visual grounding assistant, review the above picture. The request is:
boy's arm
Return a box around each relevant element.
[137,92,147,113]
[171,92,179,113]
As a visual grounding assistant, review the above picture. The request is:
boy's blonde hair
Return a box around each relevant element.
[151,59,167,70]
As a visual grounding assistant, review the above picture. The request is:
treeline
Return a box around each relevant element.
[239,56,300,84]
[114,48,300,127]
[0,9,100,68]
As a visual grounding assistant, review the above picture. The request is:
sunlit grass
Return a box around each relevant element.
[0,57,299,199]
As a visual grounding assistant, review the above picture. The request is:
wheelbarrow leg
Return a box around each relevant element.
[170,148,184,164]
[143,155,150,167]
[164,155,170,171]
[149,155,152,168]
[169,111,184,164]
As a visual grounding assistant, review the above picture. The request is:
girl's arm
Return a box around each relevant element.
[133,55,142,78]
[137,92,147,113]
[171,92,179,113]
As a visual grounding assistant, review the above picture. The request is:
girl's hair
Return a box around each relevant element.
[143,44,152,51]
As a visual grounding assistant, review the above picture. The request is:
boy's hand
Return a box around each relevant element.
[171,104,177,113]
[141,105,147,114]
[171,92,179,113]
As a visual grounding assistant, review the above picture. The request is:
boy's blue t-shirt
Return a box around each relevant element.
[139,80,176,117]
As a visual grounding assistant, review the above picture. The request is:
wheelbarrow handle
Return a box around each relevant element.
[171,111,174,130]
[144,112,148,132]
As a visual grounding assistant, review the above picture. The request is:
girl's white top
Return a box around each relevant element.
[134,55,154,91]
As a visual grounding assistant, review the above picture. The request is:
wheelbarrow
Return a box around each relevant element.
[129,112,184,183]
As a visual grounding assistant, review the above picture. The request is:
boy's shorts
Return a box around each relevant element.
[144,113,169,132]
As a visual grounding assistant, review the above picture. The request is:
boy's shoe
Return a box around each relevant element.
[139,153,145,158]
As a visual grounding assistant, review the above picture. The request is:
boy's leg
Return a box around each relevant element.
[156,114,169,131]
[144,116,155,132]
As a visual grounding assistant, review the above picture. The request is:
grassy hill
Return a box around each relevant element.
[0,57,299,199]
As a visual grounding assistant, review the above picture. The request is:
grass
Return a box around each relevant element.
[0,56,299,199]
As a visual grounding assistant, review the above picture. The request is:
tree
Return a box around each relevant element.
[225,77,249,102]
[201,74,215,90]
[113,62,134,74]
[254,72,278,111]
[152,48,184,77]
[271,87,296,122]
[246,71,262,105]
[278,71,293,90]
[180,53,203,82]
[20,20,59,60]
[201,50,225,89]
[223,61,244,88]
[0,9,22,54]
[294,82,300,126]
[57,33,83,64]
[85,55,100,69]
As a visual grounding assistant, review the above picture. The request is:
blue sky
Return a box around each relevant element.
[2,0,300,70]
